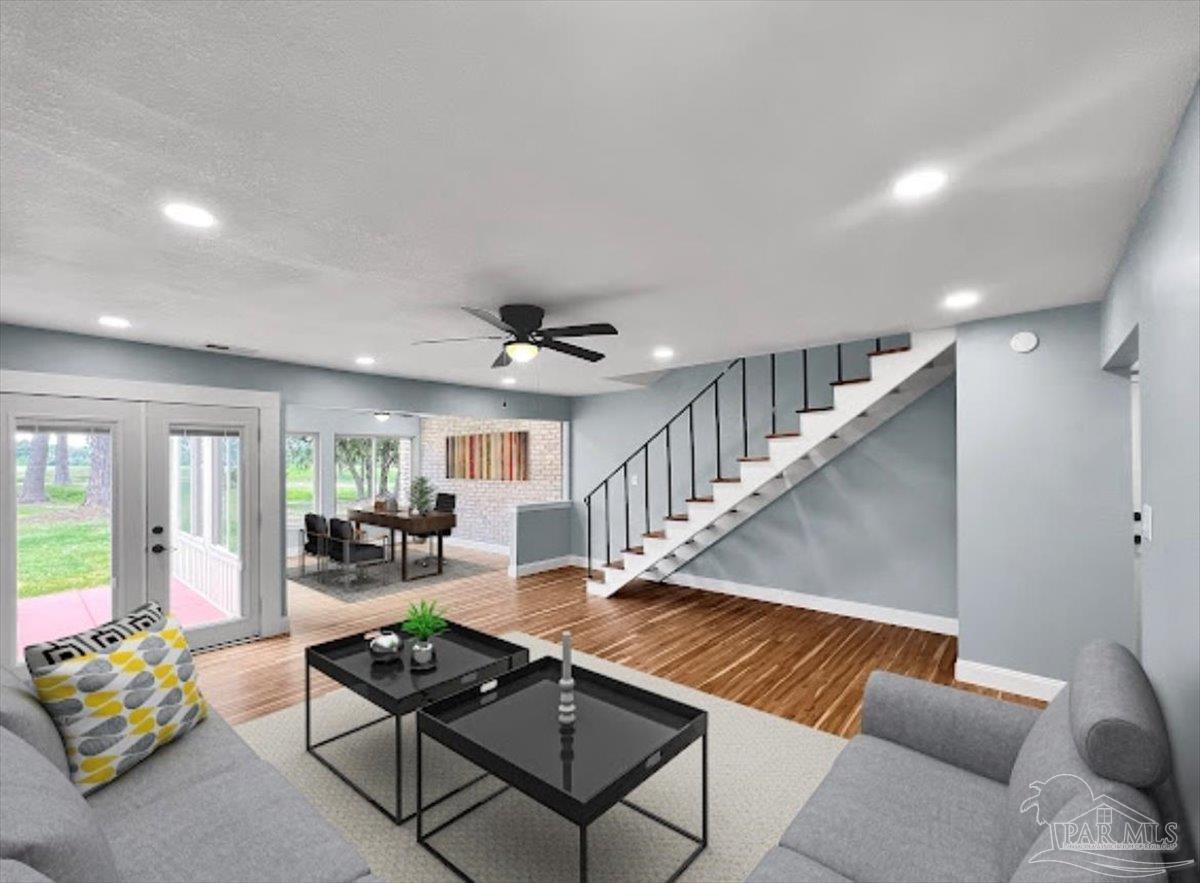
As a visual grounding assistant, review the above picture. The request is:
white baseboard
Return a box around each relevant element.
[662,571,959,635]
[443,536,509,556]
[508,555,578,578]
[954,658,1066,701]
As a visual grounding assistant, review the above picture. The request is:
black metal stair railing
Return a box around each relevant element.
[582,334,910,578]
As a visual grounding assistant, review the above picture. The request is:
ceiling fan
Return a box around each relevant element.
[413,304,618,367]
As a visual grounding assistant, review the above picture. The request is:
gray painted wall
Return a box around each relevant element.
[0,324,570,420]
[678,378,957,617]
[957,303,1134,679]
[512,502,573,567]
[1102,86,1199,854]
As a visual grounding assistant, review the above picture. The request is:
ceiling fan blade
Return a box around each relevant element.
[411,334,504,345]
[541,339,605,362]
[491,348,513,368]
[539,322,618,338]
[463,306,515,334]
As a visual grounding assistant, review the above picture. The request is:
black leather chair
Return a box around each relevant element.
[414,493,455,567]
[299,513,328,576]
[326,517,390,584]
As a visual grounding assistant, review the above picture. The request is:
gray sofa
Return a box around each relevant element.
[0,667,377,883]
[747,640,1191,883]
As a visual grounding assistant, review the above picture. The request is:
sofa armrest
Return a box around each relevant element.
[861,671,1040,783]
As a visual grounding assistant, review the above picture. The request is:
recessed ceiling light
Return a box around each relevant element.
[942,289,982,311]
[373,411,391,423]
[652,346,675,361]
[355,355,376,366]
[892,166,949,202]
[500,376,517,386]
[98,315,131,329]
[162,202,216,228]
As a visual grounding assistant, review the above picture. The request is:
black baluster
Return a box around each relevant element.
[604,480,611,567]
[666,423,673,517]
[623,462,630,552]
[875,336,881,353]
[586,495,592,577]
[837,343,843,383]
[741,359,748,457]
[714,377,722,480]
[802,349,810,411]
[770,353,777,435]
[642,445,650,540]
[688,404,696,500]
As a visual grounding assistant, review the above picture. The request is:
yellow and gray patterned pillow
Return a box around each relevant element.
[24,602,209,794]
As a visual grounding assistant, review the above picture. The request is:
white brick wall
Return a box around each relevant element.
[419,416,562,547]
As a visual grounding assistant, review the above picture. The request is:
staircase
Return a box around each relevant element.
[584,328,956,597]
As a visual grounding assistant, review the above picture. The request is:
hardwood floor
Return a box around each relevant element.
[196,548,1042,737]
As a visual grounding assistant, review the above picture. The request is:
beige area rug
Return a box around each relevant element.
[234,633,845,883]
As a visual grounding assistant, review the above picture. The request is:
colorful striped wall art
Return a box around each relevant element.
[446,431,530,481]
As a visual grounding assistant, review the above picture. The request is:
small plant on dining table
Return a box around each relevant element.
[402,599,447,666]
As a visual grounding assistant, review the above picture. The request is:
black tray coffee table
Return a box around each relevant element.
[305,622,529,824]
[416,656,708,882]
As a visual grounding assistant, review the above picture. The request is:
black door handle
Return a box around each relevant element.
[151,544,166,554]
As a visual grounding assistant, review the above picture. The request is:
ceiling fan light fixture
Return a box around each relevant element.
[505,341,540,363]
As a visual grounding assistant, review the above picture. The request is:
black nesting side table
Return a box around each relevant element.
[416,656,708,882]
[304,622,529,824]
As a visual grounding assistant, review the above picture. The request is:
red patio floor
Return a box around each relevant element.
[17,579,229,652]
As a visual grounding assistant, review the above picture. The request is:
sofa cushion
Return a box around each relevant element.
[85,711,255,816]
[1069,640,1170,788]
[1003,686,1160,879]
[779,735,1006,882]
[27,608,210,794]
[0,667,68,776]
[101,759,371,883]
[744,847,850,883]
[0,860,54,883]
[0,728,121,883]
[1009,789,1167,882]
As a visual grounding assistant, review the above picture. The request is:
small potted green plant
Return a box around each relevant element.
[409,476,434,515]
[402,599,447,666]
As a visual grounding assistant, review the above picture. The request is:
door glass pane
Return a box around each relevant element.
[168,432,241,628]
[15,427,113,651]
[334,436,373,516]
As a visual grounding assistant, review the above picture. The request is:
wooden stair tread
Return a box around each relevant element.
[711,477,740,483]
[665,514,690,521]
[606,560,625,570]
[831,377,871,386]
[643,530,667,539]
[868,345,911,356]
[796,406,834,413]
[686,496,715,503]
[766,431,800,438]
[622,546,644,555]
[738,456,770,461]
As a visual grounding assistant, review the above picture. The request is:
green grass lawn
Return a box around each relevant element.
[17,514,111,598]
[16,467,111,598]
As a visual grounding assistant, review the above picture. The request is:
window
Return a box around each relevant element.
[214,436,240,554]
[334,435,412,516]
[285,434,319,529]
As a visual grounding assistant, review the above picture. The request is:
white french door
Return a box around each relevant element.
[0,394,145,667]
[146,404,260,649]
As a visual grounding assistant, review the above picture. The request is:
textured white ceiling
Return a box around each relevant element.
[1,1,1197,394]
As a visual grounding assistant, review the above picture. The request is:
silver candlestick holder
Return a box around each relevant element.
[558,630,576,726]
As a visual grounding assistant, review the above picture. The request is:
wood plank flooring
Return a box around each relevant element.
[196,548,1042,737]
